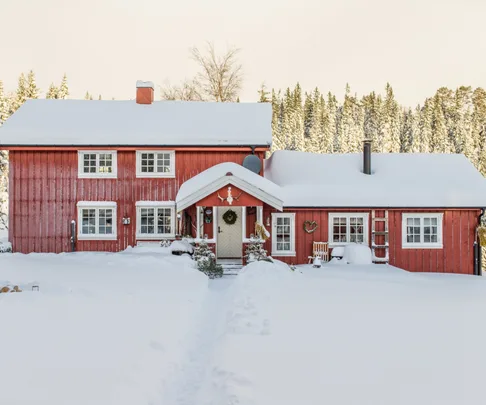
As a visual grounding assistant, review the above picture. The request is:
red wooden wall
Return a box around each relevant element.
[8,150,264,253]
[262,207,480,274]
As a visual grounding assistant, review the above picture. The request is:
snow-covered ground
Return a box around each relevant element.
[0,248,208,405]
[2,251,486,404]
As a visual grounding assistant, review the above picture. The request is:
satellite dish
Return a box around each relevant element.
[242,154,262,174]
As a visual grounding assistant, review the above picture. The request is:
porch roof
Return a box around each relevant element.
[176,162,284,211]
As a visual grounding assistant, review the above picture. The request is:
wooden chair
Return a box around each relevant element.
[308,242,329,264]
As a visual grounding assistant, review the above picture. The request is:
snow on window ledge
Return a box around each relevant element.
[329,242,369,248]
[77,235,117,241]
[77,201,117,207]
[136,234,176,240]
[401,243,443,250]
[271,251,296,257]
[135,201,176,207]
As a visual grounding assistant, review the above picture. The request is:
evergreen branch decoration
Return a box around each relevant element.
[222,209,238,225]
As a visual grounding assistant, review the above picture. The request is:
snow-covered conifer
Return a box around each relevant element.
[58,74,69,99]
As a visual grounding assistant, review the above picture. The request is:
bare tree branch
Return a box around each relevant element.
[160,79,202,101]
[190,42,243,102]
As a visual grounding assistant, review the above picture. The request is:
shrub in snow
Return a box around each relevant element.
[160,240,171,248]
[169,239,194,255]
[343,243,372,265]
[193,239,223,279]
[0,240,12,253]
[245,237,272,263]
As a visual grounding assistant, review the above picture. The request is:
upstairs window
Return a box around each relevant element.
[77,202,117,240]
[402,213,443,249]
[78,151,117,178]
[136,151,175,178]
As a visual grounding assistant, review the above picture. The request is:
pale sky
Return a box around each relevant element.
[1,0,485,106]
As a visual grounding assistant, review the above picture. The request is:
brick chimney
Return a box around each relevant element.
[136,80,154,104]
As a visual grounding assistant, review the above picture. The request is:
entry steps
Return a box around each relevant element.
[217,259,243,275]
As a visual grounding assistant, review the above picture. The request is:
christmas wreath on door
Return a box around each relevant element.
[223,209,238,225]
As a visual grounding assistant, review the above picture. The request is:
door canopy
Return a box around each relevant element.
[176,162,283,211]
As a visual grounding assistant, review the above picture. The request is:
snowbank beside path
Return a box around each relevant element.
[208,261,486,405]
[0,248,208,405]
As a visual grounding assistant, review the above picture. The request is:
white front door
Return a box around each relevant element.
[217,207,243,259]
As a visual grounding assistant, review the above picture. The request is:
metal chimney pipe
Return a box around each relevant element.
[363,139,372,175]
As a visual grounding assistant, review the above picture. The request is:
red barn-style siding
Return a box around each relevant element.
[9,149,265,253]
[263,207,480,274]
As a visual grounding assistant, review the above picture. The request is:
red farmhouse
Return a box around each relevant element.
[1,81,485,275]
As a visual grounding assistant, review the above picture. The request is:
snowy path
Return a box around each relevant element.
[161,276,236,405]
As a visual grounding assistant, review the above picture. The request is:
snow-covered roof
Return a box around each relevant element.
[176,162,284,211]
[0,99,272,147]
[264,151,486,208]
[136,80,154,89]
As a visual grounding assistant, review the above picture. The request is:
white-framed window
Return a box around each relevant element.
[402,213,443,249]
[328,213,369,246]
[78,151,117,178]
[136,201,176,239]
[77,202,117,240]
[271,213,296,256]
[136,151,175,178]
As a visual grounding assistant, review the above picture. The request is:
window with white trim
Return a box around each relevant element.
[136,202,176,239]
[402,213,443,248]
[77,202,117,240]
[78,151,117,178]
[328,213,368,246]
[136,151,175,178]
[271,213,296,256]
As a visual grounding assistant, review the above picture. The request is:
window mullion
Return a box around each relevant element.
[346,219,350,243]
[95,208,99,236]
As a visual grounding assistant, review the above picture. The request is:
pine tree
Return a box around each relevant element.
[25,70,40,100]
[281,87,294,150]
[258,83,270,103]
[472,88,486,174]
[382,83,401,152]
[271,89,285,152]
[430,91,452,153]
[46,83,59,99]
[12,73,27,113]
[98,95,102,100]
[245,237,270,262]
[193,239,223,278]
[84,91,93,100]
[58,74,69,99]
[0,81,9,124]
[412,99,433,153]
[400,108,416,152]
[362,92,384,152]
[453,86,474,159]
[291,83,305,151]
[337,84,357,153]
[303,91,314,149]
[327,92,338,153]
